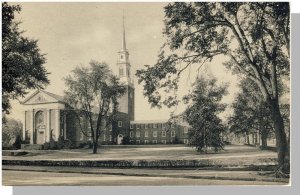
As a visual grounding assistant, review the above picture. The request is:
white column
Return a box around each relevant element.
[64,112,67,140]
[55,109,60,141]
[30,109,34,144]
[23,111,26,141]
[46,109,51,142]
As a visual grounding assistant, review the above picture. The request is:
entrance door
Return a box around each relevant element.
[35,111,46,144]
[117,134,123,145]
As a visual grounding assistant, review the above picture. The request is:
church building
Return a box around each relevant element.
[21,17,190,147]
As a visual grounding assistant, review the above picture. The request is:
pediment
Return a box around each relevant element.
[22,90,64,105]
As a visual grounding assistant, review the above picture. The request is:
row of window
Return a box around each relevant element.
[129,130,175,138]
[130,123,169,129]
[130,139,189,144]
[118,121,172,129]
[80,133,113,142]
[118,121,189,133]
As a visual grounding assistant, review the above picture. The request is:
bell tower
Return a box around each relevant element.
[117,14,135,120]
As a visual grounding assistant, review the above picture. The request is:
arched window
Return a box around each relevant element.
[35,111,44,126]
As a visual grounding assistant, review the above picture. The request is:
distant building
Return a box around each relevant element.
[21,17,190,146]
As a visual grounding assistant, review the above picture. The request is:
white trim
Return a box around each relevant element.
[145,131,148,137]
[162,131,166,137]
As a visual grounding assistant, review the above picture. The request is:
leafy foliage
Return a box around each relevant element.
[184,76,228,153]
[2,118,23,148]
[2,3,49,113]
[64,61,126,153]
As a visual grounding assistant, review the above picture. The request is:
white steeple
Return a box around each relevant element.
[117,12,133,87]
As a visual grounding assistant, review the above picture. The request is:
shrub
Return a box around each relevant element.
[13,135,22,149]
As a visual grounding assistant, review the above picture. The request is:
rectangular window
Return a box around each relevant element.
[130,124,133,129]
[152,140,157,144]
[118,121,123,127]
[153,131,157,137]
[109,124,112,131]
[184,127,188,134]
[144,140,149,144]
[103,134,106,141]
[162,123,166,129]
[136,124,140,129]
[171,130,175,137]
[136,131,140,138]
[109,135,112,142]
[162,140,166,144]
[136,140,140,144]
[145,131,148,137]
[145,124,148,129]
[153,123,157,128]
[130,131,133,138]
[162,131,166,137]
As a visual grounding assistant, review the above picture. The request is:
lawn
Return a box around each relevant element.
[3,144,277,166]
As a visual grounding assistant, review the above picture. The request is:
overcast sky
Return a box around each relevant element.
[8,2,240,122]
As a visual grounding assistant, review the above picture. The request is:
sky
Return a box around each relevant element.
[8,2,240,122]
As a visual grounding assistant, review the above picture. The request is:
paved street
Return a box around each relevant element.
[2,170,288,186]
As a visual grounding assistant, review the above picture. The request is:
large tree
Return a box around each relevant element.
[184,76,227,153]
[136,2,290,175]
[2,3,49,113]
[64,61,126,154]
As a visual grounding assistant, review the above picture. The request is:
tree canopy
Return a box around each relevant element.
[2,2,49,113]
[64,61,126,154]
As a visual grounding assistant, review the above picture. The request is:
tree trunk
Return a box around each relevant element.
[260,125,268,149]
[246,133,250,145]
[270,100,289,173]
[92,141,98,154]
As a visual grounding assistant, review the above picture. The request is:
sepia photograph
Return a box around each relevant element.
[2,1,290,186]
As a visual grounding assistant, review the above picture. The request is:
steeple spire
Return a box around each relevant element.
[122,10,126,51]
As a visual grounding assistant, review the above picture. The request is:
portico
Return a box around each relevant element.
[21,90,67,144]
